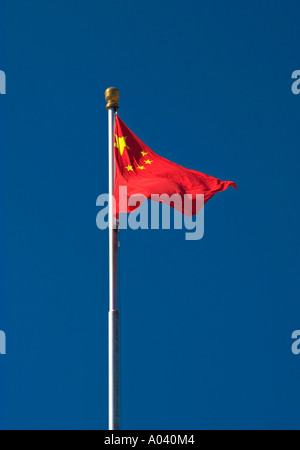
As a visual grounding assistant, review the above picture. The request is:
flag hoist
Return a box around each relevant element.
[105,87,120,431]
[104,86,236,430]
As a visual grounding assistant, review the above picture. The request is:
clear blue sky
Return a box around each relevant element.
[0,0,300,430]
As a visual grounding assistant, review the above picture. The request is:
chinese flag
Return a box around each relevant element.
[114,116,237,216]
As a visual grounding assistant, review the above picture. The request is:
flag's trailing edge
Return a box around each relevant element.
[113,116,237,217]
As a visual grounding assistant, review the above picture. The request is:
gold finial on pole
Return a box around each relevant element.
[105,87,120,110]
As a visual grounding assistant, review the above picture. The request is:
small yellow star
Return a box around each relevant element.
[115,135,130,156]
[125,165,133,171]
[141,151,148,157]
[137,165,145,170]
[145,159,153,165]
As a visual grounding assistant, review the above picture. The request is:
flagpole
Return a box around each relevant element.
[105,87,120,431]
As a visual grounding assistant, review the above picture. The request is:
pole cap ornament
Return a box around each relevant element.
[105,87,120,110]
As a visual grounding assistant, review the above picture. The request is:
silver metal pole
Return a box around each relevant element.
[105,87,120,431]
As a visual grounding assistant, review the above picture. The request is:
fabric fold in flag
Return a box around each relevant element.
[113,115,237,216]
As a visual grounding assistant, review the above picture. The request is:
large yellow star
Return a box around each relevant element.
[115,135,130,156]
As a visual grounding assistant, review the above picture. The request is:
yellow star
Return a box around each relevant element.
[145,159,153,165]
[125,165,133,171]
[141,151,148,157]
[137,165,145,170]
[115,135,130,156]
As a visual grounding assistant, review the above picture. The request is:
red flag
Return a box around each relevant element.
[114,116,237,216]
